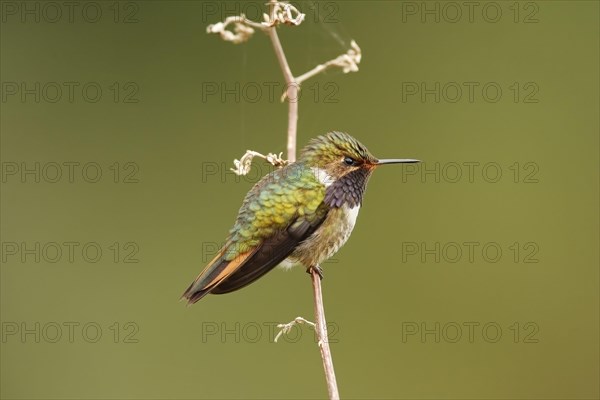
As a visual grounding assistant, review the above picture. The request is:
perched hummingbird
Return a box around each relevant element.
[182,131,419,304]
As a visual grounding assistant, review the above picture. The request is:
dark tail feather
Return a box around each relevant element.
[180,257,230,304]
[181,281,212,304]
[181,249,257,305]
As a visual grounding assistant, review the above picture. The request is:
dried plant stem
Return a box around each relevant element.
[207,2,359,397]
[266,19,298,162]
[266,2,338,397]
[207,1,360,166]
[295,40,361,85]
[310,266,340,400]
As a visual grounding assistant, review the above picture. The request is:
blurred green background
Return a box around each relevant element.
[1,1,598,399]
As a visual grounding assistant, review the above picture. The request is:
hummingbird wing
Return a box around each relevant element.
[209,216,325,294]
[182,163,328,304]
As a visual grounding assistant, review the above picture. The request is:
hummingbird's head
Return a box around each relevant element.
[299,131,419,182]
[299,131,420,208]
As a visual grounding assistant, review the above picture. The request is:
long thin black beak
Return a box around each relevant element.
[376,158,421,165]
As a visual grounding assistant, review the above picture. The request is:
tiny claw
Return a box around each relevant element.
[307,265,324,280]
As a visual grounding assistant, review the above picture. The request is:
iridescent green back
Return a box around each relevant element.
[223,162,326,261]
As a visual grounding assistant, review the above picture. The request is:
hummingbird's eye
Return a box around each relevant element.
[343,156,357,166]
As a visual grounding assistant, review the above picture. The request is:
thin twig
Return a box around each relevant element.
[230,150,288,175]
[267,1,298,162]
[274,316,316,343]
[295,40,362,84]
[310,266,340,400]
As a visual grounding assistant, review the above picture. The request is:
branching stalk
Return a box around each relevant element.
[263,5,338,393]
[206,2,362,398]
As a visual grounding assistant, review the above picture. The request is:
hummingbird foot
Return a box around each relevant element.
[307,264,324,280]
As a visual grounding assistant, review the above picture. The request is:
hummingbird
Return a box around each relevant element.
[182,131,419,304]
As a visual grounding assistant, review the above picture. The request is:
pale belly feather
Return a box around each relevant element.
[280,204,360,269]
